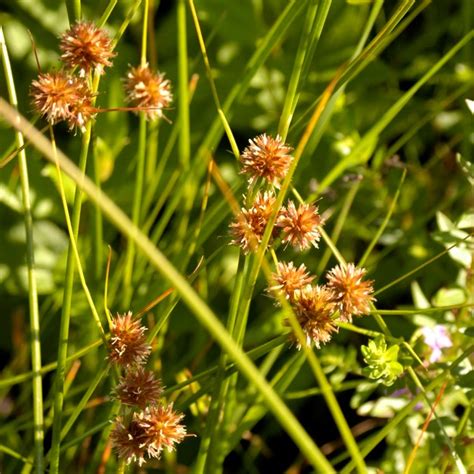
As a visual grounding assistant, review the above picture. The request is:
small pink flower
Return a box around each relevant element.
[421,325,452,363]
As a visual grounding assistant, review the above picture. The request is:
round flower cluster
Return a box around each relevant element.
[230,132,376,349]
[108,312,188,466]
[124,64,173,121]
[269,261,375,348]
[230,134,323,254]
[30,20,172,131]
[30,72,96,131]
[30,21,115,132]
[59,21,115,76]
[231,193,323,254]
[239,134,293,187]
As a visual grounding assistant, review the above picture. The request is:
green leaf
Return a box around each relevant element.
[432,287,467,307]
[464,327,474,338]
[457,371,474,388]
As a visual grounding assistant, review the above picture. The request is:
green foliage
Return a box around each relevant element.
[0,0,473,473]
[361,336,404,386]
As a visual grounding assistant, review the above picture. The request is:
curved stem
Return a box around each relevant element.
[0,103,335,473]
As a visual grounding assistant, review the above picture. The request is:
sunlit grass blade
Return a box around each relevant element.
[0,26,44,474]
[0,100,336,473]
[318,31,474,193]
[358,169,406,267]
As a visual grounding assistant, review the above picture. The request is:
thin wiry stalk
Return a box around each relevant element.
[49,72,99,474]
[188,0,240,160]
[375,236,472,296]
[170,0,195,262]
[66,0,81,24]
[92,141,104,280]
[318,30,474,193]
[194,256,246,473]
[98,0,118,27]
[358,169,406,267]
[123,0,149,306]
[122,113,147,306]
[316,180,361,274]
[0,26,44,474]
[278,0,330,141]
[259,252,368,473]
[49,130,107,342]
[340,345,474,473]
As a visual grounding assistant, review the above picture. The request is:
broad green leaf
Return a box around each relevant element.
[432,287,467,307]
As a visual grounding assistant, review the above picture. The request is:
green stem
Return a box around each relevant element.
[50,130,106,342]
[92,141,104,280]
[358,169,406,267]
[98,0,118,27]
[317,180,360,274]
[59,364,108,442]
[141,0,149,66]
[66,0,81,23]
[375,237,471,295]
[123,1,149,305]
[0,339,102,389]
[178,0,190,168]
[0,26,44,474]
[370,304,474,315]
[49,72,97,473]
[123,114,147,306]
[188,0,239,160]
[278,0,330,141]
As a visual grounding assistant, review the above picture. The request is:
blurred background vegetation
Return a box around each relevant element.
[0,0,472,472]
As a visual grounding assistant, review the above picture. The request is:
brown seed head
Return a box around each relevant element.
[111,404,187,465]
[108,312,151,367]
[287,285,338,349]
[60,21,115,75]
[124,64,173,120]
[114,368,163,409]
[111,416,150,466]
[277,200,323,251]
[30,71,96,132]
[239,133,293,187]
[326,263,375,322]
[268,261,315,302]
[136,404,187,456]
[230,191,278,254]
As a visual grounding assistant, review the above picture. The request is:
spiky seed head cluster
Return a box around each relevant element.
[230,195,323,254]
[268,261,314,302]
[114,368,163,409]
[31,20,113,132]
[107,311,188,465]
[31,21,174,131]
[108,312,151,367]
[124,64,173,121]
[111,404,187,466]
[30,72,96,132]
[289,285,338,349]
[230,191,277,254]
[326,263,375,322]
[240,133,293,187]
[269,261,375,348]
[277,201,322,251]
[59,21,115,76]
